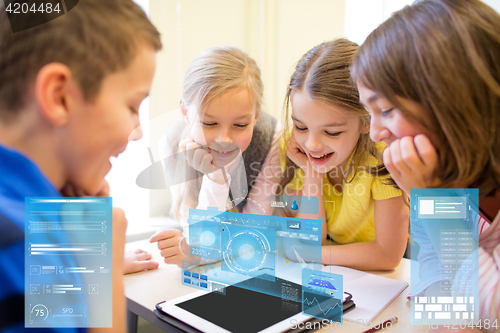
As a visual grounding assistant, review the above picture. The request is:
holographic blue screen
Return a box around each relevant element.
[302,269,343,323]
[410,189,479,325]
[25,197,112,328]
[182,206,323,299]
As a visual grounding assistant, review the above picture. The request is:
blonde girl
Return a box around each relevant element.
[280,38,409,270]
[150,46,282,267]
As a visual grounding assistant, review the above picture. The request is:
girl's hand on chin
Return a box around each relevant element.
[384,134,440,194]
[179,136,215,174]
[286,136,326,179]
[179,136,231,184]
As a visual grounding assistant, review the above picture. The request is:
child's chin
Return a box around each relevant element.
[311,163,333,175]
[85,180,106,197]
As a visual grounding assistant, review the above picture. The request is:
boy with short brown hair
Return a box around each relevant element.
[0,0,161,331]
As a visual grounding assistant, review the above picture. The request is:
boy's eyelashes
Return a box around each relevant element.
[294,124,342,137]
[129,107,138,114]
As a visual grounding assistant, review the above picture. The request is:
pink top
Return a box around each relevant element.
[476,211,500,331]
[449,209,499,332]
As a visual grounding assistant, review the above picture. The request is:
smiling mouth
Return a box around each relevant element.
[309,152,334,161]
[209,147,238,155]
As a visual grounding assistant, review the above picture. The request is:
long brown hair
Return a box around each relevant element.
[279,38,390,194]
[352,0,500,197]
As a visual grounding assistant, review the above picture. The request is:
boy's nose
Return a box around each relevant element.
[128,125,143,142]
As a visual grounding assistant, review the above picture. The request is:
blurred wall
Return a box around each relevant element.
[148,0,345,216]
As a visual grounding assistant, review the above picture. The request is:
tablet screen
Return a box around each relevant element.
[176,284,301,333]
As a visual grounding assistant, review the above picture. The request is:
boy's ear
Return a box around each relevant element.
[180,99,189,124]
[34,63,73,126]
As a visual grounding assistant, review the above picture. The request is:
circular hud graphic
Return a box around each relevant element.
[222,229,271,274]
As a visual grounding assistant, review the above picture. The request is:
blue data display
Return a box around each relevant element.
[302,269,343,323]
[25,197,112,328]
[221,224,276,279]
[181,207,323,299]
[410,189,479,326]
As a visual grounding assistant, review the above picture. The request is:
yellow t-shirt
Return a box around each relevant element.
[281,141,402,244]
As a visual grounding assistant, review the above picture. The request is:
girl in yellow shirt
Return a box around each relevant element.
[279,39,409,270]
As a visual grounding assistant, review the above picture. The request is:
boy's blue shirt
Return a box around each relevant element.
[0,143,86,333]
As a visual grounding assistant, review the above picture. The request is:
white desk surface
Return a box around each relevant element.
[124,239,430,332]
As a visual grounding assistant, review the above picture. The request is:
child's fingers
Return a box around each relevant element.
[133,260,159,272]
[95,180,110,197]
[289,136,303,152]
[133,251,152,261]
[192,148,211,173]
[149,229,181,243]
[164,256,182,267]
[61,183,76,197]
[156,236,181,251]
[383,147,399,178]
[413,134,438,171]
[399,136,424,170]
[123,250,158,274]
[160,246,181,258]
[185,141,203,165]
[179,137,194,151]
[201,152,213,172]
[74,186,88,197]
[389,139,412,175]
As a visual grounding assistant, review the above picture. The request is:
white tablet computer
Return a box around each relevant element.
[158,282,314,333]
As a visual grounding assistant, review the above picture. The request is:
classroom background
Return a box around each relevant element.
[104,0,500,241]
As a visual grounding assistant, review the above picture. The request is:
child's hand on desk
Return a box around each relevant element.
[149,229,192,268]
[123,249,159,274]
[384,135,440,194]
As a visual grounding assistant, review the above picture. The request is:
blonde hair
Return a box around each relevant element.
[169,46,264,221]
[352,0,500,197]
[279,38,391,194]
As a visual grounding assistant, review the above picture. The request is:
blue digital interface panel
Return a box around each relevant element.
[302,269,343,323]
[25,198,112,328]
[182,206,323,298]
[410,189,479,325]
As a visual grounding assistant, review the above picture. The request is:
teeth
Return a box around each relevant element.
[212,149,230,154]
[311,153,330,158]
